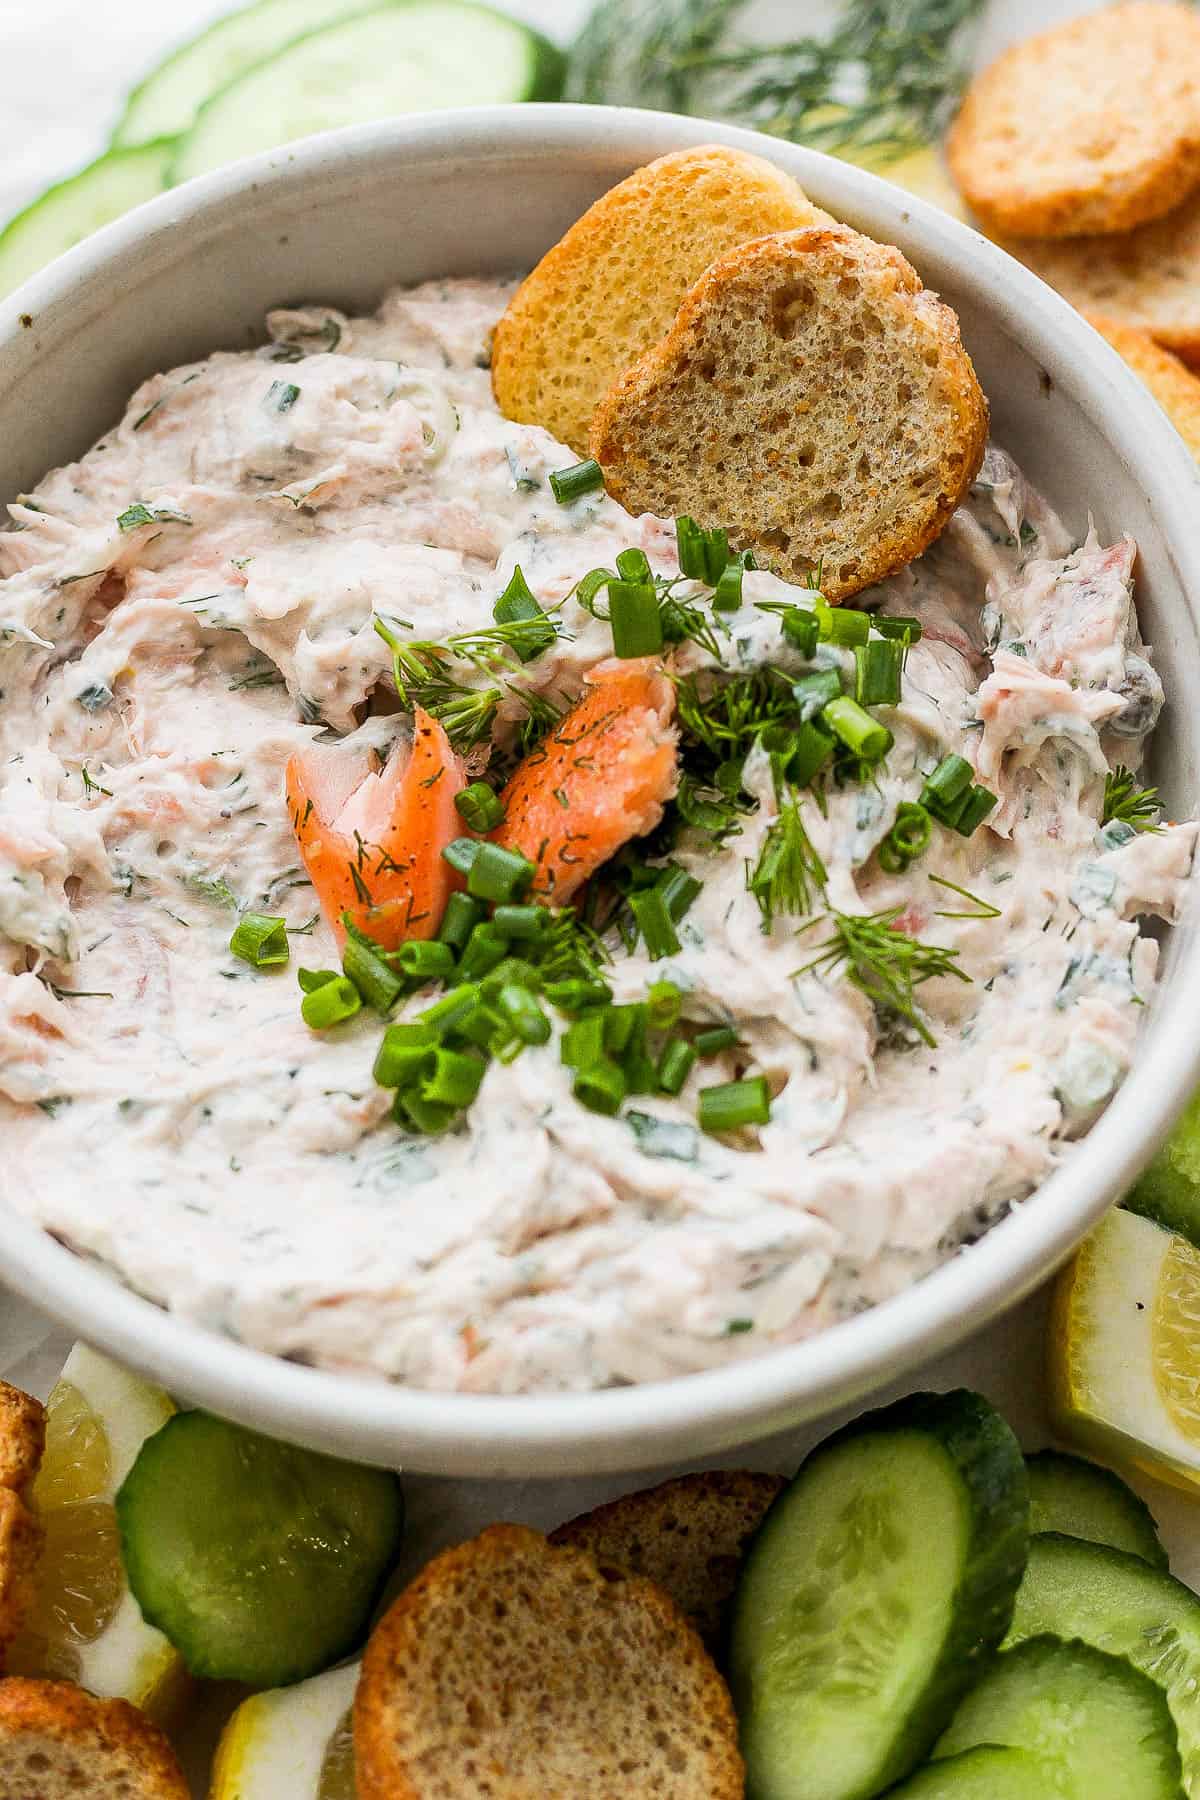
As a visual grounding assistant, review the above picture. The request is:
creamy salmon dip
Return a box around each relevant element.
[0,277,1194,1393]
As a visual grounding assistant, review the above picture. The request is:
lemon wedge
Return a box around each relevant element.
[4,1342,188,1721]
[1050,1205,1200,1492]
[209,1660,359,1798]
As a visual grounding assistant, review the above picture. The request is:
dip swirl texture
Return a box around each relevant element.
[0,277,1193,1392]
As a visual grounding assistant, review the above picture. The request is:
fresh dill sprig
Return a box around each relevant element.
[1102,765,1162,834]
[793,906,970,1046]
[928,873,1001,920]
[747,798,827,929]
[567,0,984,163]
[374,616,502,751]
[447,610,569,672]
[673,667,798,759]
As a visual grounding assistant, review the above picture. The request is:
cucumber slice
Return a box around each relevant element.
[1005,1534,1200,1796]
[116,1411,403,1686]
[728,1389,1028,1800]
[886,1746,1056,1797]
[935,1636,1184,1798]
[0,143,173,300]
[114,0,372,148]
[171,3,566,185]
[1126,1089,1200,1250]
[1027,1449,1167,1568]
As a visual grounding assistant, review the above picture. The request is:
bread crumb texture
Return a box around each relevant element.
[590,224,987,601]
[0,1384,45,1498]
[492,143,830,456]
[948,2,1200,238]
[354,1523,745,1800]
[1005,187,1200,368]
[0,1678,188,1799]
[550,1469,784,1653]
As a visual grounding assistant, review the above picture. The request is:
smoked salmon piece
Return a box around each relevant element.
[494,658,679,900]
[286,709,464,948]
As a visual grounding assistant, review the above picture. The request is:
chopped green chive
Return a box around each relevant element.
[699,1076,771,1134]
[457,922,510,982]
[437,892,484,951]
[573,1057,627,1116]
[780,607,820,657]
[675,516,730,584]
[657,1037,698,1095]
[823,696,893,762]
[454,781,506,832]
[420,1047,486,1108]
[608,580,664,657]
[793,669,842,719]
[297,967,338,994]
[789,718,836,787]
[713,561,745,612]
[872,615,924,644]
[342,926,405,1013]
[657,866,702,923]
[646,980,682,1031]
[853,638,902,708]
[229,912,289,968]
[545,977,613,1013]
[890,802,932,860]
[604,1003,646,1059]
[373,1022,438,1088]
[562,1013,606,1069]
[491,903,548,942]
[419,983,482,1037]
[395,939,456,981]
[395,1089,456,1134]
[301,976,362,1030]
[695,1024,739,1055]
[443,837,482,877]
[952,786,999,836]
[630,887,682,961]
[549,459,604,504]
[921,753,974,814]
[465,842,536,905]
[816,601,870,647]
[497,984,552,1045]
[615,546,652,584]
[264,380,300,413]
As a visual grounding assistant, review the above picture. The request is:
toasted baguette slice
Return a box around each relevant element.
[0,1677,188,1798]
[1007,190,1200,368]
[550,1469,784,1653]
[0,1383,44,1497]
[591,224,987,600]
[492,143,831,455]
[947,3,1200,239]
[354,1523,744,1800]
[0,1495,42,1661]
[1086,311,1200,458]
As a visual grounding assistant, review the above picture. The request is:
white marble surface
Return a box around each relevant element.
[0,0,1195,1789]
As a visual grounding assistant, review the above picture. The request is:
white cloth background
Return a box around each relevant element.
[0,1,1194,1786]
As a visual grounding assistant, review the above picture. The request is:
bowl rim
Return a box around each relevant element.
[3,102,1200,1477]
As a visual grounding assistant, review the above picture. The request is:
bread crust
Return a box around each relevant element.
[0,1383,44,1498]
[492,143,830,456]
[354,1522,744,1800]
[0,1676,188,1797]
[590,224,987,601]
[0,1495,42,1663]
[947,3,1200,239]
[1086,311,1200,458]
[550,1469,784,1653]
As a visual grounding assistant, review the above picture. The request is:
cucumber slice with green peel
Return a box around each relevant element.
[171,3,566,185]
[1125,1090,1200,1250]
[935,1637,1185,1798]
[1027,1449,1168,1568]
[885,1746,1057,1797]
[116,1410,403,1686]
[1005,1534,1200,1796]
[113,0,374,148]
[728,1389,1028,1800]
[0,143,173,300]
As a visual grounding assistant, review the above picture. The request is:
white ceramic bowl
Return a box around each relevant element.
[2,107,1199,1477]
